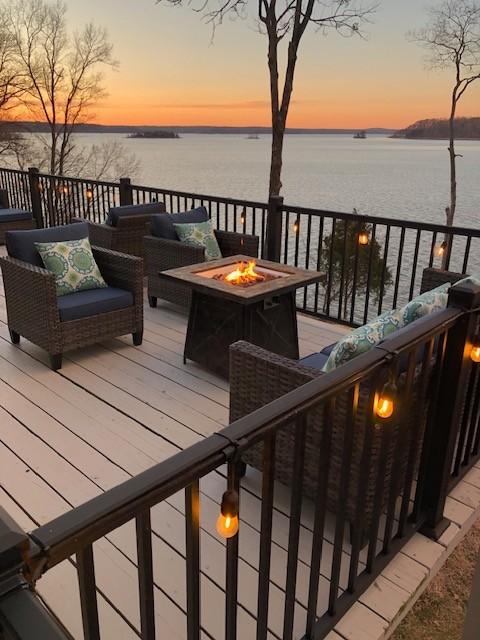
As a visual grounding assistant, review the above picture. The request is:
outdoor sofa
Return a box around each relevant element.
[144,205,260,308]
[77,201,166,259]
[0,222,143,370]
[229,267,467,535]
[0,188,36,244]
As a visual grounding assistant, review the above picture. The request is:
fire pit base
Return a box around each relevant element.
[184,290,299,378]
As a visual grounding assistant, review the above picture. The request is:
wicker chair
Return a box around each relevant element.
[145,229,260,308]
[0,189,36,244]
[78,201,166,259]
[1,224,143,371]
[229,267,468,532]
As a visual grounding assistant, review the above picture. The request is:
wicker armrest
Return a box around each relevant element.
[85,221,115,250]
[144,235,205,274]
[229,340,321,423]
[92,246,142,293]
[0,255,60,336]
[215,230,259,258]
[420,267,466,294]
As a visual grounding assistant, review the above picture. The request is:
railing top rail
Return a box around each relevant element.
[29,304,462,569]
[282,204,480,237]
[129,182,269,209]
[0,167,29,176]
[36,172,120,189]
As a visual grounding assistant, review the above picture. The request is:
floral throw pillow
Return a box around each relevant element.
[322,308,405,373]
[401,283,450,325]
[35,237,107,297]
[173,219,222,261]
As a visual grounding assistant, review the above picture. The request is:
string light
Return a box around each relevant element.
[374,381,397,421]
[470,340,480,363]
[293,219,300,234]
[434,241,447,258]
[216,490,239,539]
[358,231,369,246]
[85,188,93,200]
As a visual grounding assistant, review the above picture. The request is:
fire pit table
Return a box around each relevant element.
[159,255,323,378]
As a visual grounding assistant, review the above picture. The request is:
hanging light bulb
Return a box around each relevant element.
[240,209,246,225]
[434,241,447,258]
[216,490,239,539]
[374,381,397,421]
[293,219,300,234]
[85,188,93,200]
[470,339,480,363]
[358,231,369,246]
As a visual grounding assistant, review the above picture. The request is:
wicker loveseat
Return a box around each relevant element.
[144,206,260,308]
[79,201,166,259]
[229,267,467,533]
[0,222,143,370]
[0,188,36,244]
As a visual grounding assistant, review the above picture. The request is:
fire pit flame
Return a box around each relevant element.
[224,260,265,286]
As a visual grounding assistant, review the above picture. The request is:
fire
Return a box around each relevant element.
[224,260,265,286]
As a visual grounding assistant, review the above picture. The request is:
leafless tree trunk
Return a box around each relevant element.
[157,0,375,198]
[410,0,480,250]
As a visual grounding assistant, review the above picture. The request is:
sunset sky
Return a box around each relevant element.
[66,0,480,129]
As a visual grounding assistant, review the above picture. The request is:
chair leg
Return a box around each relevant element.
[148,296,157,308]
[133,331,143,346]
[50,354,62,371]
[9,329,20,344]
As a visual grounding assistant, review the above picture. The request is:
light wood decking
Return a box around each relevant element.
[1,248,480,640]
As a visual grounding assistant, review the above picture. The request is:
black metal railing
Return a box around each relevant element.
[1,281,480,640]
[1,167,480,327]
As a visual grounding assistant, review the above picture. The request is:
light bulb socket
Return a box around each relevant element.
[220,490,239,518]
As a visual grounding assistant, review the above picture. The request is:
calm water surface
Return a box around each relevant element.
[75,132,480,228]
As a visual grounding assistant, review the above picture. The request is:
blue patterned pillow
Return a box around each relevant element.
[401,283,450,325]
[173,219,222,261]
[322,308,405,372]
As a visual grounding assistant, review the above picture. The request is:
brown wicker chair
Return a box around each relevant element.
[77,201,166,259]
[228,267,468,533]
[145,229,260,308]
[1,227,143,371]
[0,189,36,244]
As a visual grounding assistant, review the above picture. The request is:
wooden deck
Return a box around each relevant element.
[2,249,480,640]
[0,249,353,640]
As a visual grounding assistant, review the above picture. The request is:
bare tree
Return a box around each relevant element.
[410,0,480,231]
[6,0,118,176]
[156,0,376,197]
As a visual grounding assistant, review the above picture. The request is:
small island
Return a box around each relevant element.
[127,129,180,139]
[392,117,480,140]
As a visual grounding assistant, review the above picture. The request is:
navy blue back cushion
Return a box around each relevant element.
[150,206,209,240]
[106,202,166,227]
[6,222,89,266]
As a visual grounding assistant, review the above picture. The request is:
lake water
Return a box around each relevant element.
[73,132,480,228]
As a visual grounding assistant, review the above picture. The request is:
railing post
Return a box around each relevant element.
[420,280,480,540]
[264,195,283,262]
[119,177,133,207]
[27,167,44,229]
[0,507,68,639]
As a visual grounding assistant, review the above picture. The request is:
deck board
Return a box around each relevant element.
[0,251,349,640]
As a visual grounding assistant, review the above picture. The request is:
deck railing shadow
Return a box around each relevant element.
[1,280,480,639]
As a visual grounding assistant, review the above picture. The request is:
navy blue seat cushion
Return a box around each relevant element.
[299,341,337,370]
[57,286,134,322]
[150,206,209,241]
[0,208,33,223]
[6,222,89,267]
[106,202,166,227]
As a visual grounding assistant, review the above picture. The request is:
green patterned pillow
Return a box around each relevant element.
[322,308,405,373]
[401,283,450,325]
[35,237,107,297]
[173,219,222,261]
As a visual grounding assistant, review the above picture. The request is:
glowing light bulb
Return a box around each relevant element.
[374,382,397,421]
[471,344,480,363]
[293,220,299,234]
[216,490,239,539]
[358,231,369,246]
[85,188,93,200]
